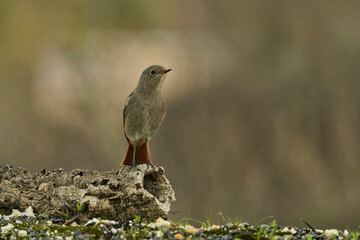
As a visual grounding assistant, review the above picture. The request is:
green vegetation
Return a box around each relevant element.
[0,211,359,239]
[76,202,82,212]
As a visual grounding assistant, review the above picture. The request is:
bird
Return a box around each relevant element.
[121,65,171,169]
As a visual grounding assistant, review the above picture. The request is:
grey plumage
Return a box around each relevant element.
[122,65,171,168]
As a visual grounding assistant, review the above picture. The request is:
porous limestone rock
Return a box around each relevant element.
[0,164,175,222]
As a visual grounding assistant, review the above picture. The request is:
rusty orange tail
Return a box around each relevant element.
[121,142,152,166]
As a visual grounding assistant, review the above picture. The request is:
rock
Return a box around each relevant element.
[1,223,14,233]
[100,224,110,234]
[174,233,184,239]
[195,229,206,237]
[84,218,99,226]
[39,230,47,236]
[225,223,233,229]
[74,229,82,237]
[17,230,27,237]
[29,232,38,238]
[238,231,252,237]
[0,165,175,222]
[75,235,85,240]
[221,235,231,240]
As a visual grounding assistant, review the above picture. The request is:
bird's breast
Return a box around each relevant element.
[124,92,166,141]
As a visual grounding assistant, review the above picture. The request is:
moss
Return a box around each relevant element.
[1,216,359,240]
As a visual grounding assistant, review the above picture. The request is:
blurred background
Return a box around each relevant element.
[0,0,359,230]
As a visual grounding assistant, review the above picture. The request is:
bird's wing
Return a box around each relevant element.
[123,91,134,142]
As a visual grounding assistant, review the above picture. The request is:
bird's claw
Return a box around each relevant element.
[147,160,155,170]
[129,160,139,171]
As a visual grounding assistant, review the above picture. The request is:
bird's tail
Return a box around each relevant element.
[121,142,152,166]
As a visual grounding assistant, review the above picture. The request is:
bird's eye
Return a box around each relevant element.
[150,70,156,75]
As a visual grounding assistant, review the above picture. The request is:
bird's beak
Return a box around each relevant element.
[160,69,172,74]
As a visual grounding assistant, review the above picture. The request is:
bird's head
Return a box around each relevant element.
[137,65,172,91]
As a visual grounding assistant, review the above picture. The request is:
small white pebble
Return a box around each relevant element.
[65,237,73,240]
[283,234,293,240]
[156,230,164,238]
[211,225,220,230]
[85,218,100,226]
[15,220,22,224]
[54,230,58,234]
[282,227,289,232]
[9,206,35,218]
[316,229,324,233]
[185,224,200,234]
[111,228,118,234]
[156,217,171,227]
[24,206,35,218]
[71,222,78,227]
[1,223,14,232]
[290,228,297,235]
[10,209,21,218]
[148,217,171,228]
[325,229,339,238]
[101,220,117,225]
[17,230,27,237]
[344,230,349,236]
[47,220,53,225]
[175,233,184,239]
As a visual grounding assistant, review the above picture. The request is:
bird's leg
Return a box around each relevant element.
[129,141,138,171]
[146,140,155,169]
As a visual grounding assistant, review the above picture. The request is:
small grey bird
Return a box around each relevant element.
[121,65,171,169]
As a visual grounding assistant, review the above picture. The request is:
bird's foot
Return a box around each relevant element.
[147,160,155,170]
[129,159,139,171]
